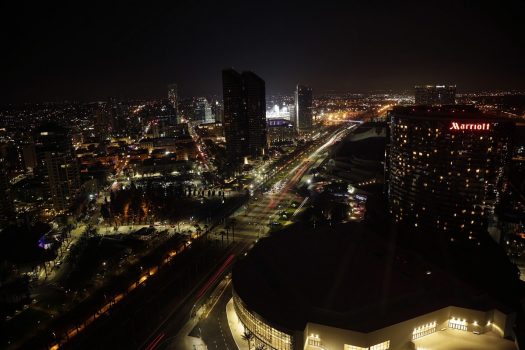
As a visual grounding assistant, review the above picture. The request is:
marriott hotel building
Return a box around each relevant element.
[387,105,514,239]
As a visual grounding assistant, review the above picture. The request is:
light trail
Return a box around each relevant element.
[194,254,235,303]
[145,333,166,350]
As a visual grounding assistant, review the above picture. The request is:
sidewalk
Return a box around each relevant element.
[225,298,249,350]
[170,314,208,349]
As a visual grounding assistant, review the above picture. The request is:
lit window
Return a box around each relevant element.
[370,340,390,350]
[413,321,437,340]
[345,345,367,350]
[449,317,468,331]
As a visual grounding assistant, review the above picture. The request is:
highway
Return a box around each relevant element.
[139,123,356,350]
[55,123,355,350]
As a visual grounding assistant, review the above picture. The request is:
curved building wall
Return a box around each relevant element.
[233,290,294,350]
[388,113,513,238]
[233,286,511,350]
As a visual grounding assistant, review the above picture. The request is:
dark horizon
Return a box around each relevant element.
[1,0,524,103]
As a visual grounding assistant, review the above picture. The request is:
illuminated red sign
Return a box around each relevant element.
[449,122,491,131]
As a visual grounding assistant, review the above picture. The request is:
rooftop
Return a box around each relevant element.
[232,222,514,333]
[389,105,513,122]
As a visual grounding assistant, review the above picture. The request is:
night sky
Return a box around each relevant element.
[1,0,524,102]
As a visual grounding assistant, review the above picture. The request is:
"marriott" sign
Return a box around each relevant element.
[449,122,491,131]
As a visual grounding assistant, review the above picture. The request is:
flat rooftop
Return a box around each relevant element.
[389,105,513,122]
[232,222,511,333]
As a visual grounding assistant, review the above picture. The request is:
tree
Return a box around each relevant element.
[219,231,226,247]
[255,344,266,350]
[241,330,254,349]
[225,225,230,243]
[228,218,237,242]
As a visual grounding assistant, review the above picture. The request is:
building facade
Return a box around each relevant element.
[0,157,14,223]
[267,118,295,146]
[387,106,513,239]
[295,85,313,132]
[231,222,517,350]
[414,85,456,105]
[233,293,513,350]
[168,84,180,124]
[222,69,267,163]
[194,97,214,124]
[35,123,81,212]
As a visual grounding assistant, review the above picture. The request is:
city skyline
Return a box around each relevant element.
[2,2,525,350]
[2,0,525,103]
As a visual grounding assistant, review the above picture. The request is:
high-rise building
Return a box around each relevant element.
[387,105,513,239]
[22,142,37,171]
[0,157,14,223]
[222,69,267,163]
[294,85,313,132]
[194,97,214,124]
[168,84,180,123]
[243,71,267,158]
[414,85,456,105]
[35,123,81,212]
[94,99,127,137]
[211,99,224,124]
[267,119,295,146]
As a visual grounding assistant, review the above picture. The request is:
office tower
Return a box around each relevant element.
[94,103,111,142]
[44,152,81,211]
[387,105,513,239]
[243,71,267,157]
[0,142,23,174]
[267,119,295,146]
[22,142,37,170]
[295,85,313,132]
[222,69,267,163]
[414,85,456,105]
[210,98,223,124]
[35,123,81,212]
[194,97,214,124]
[168,84,180,124]
[0,157,14,223]
[95,99,127,137]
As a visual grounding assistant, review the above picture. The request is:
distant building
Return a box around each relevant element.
[387,105,513,239]
[45,152,81,211]
[168,84,180,123]
[0,157,14,223]
[35,123,81,212]
[295,85,313,132]
[414,85,456,105]
[222,69,267,163]
[95,99,128,138]
[22,142,37,171]
[267,119,295,146]
[194,97,214,124]
[211,99,224,124]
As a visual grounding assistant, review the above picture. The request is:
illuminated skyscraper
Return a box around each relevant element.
[0,157,14,223]
[222,69,267,163]
[387,106,513,239]
[168,84,180,123]
[194,97,214,124]
[414,85,456,105]
[294,84,313,132]
[243,71,267,158]
[35,123,80,212]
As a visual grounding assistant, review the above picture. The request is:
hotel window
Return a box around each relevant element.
[370,340,390,350]
[344,345,367,350]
